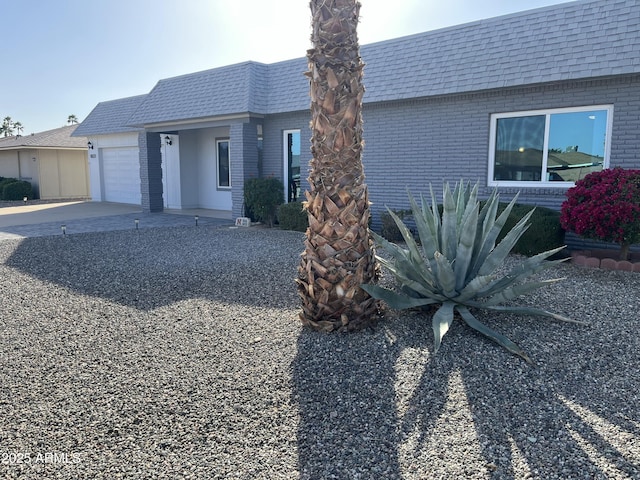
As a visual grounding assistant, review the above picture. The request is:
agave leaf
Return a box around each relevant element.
[371,231,411,261]
[477,249,568,298]
[409,192,439,260]
[456,305,533,364]
[386,208,423,264]
[379,258,442,298]
[433,252,457,298]
[360,284,439,309]
[398,278,447,301]
[477,189,499,237]
[441,183,458,261]
[432,301,455,353]
[454,273,497,302]
[468,193,521,280]
[454,199,479,291]
[477,208,535,277]
[429,183,441,244]
[481,278,564,306]
[454,179,466,226]
[479,305,585,325]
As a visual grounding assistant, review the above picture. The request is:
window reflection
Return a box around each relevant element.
[491,107,609,185]
[546,110,606,182]
[494,115,545,181]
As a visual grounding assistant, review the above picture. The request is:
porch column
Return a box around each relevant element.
[139,131,163,213]
[230,120,260,218]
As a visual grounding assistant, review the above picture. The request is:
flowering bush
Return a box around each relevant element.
[560,167,640,260]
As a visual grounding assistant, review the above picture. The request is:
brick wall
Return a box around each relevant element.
[259,75,639,250]
[139,132,163,212]
[230,121,261,218]
[361,75,640,229]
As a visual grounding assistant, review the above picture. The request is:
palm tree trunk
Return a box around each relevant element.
[297,0,379,332]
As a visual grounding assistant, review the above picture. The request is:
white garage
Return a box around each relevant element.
[71,94,147,206]
[102,147,140,204]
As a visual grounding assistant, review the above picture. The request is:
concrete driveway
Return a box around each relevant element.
[0,201,232,240]
[0,201,142,228]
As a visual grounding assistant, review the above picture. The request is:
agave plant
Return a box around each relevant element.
[362,181,584,363]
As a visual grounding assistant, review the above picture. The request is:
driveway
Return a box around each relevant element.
[0,201,233,240]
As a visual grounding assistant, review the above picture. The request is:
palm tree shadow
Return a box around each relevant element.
[292,325,406,479]
[396,311,640,479]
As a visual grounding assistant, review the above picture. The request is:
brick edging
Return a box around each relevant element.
[571,251,640,272]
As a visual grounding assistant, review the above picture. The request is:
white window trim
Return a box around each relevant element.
[488,104,614,188]
[216,138,231,190]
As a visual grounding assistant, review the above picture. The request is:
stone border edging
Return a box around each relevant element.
[571,251,640,272]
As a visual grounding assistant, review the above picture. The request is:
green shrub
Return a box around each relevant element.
[244,177,284,227]
[277,201,308,232]
[380,209,412,241]
[0,177,16,190]
[362,181,582,364]
[497,203,565,256]
[1,179,32,201]
[0,177,32,200]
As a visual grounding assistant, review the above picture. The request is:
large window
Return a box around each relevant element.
[216,139,230,189]
[488,105,612,186]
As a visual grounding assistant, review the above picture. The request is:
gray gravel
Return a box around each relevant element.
[0,226,639,479]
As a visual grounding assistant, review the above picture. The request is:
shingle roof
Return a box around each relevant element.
[72,94,147,136]
[0,125,86,150]
[127,0,640,126]
[127,62,269,126]
[360,0,640,104]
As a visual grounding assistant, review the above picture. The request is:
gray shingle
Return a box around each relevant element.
[0,125,86,149]
[73,95,147,136]
[124,0,639,126]
[127,62,269,126]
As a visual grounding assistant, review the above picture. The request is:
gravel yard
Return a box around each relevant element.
[0,225,639,479]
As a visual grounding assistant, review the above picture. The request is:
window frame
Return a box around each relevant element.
[488,105,614,188]
[216,138,231,190]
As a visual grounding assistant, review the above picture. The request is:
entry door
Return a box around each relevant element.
[283,130,301,203]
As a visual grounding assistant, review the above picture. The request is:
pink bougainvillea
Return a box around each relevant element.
[561,167,640,259]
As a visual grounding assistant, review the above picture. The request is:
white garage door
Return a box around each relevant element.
[102,148,141,204]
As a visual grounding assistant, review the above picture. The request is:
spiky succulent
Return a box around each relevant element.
[362,181,584,363]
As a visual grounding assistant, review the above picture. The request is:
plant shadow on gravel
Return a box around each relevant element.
[3,229,640,477]
[292,328,403,479]
[293,268,640,479]
[3,228,302,311]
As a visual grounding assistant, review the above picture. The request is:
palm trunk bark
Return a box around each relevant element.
[297,0,379,332]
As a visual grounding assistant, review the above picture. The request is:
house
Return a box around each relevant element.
[0,125,89,200]
[75,0,640,232]
[72,95,146,205]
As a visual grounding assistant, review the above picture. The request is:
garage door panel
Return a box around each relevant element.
[102,148,141,204]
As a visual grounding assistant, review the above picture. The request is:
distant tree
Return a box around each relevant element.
[67,114,78,125]
[13,121,23,136]
[2,116,15,137]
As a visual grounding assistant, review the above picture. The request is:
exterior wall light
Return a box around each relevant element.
[87,141,94,150]
[165,136,172,146]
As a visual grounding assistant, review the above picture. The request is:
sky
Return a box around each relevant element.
[1,0,575,135]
